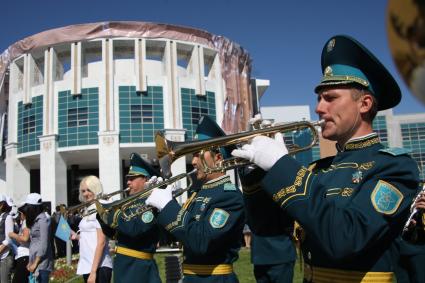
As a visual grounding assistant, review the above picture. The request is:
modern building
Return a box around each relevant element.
[0,21,260,208]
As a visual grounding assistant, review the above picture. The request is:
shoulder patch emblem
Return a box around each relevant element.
[371,180,403,215]
[224,183,236,191]
[379,147,411,156]
[209,208,230,228]
[141,210,154,223]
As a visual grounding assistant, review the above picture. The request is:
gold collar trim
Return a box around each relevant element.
[337,134,380,152]
[202,175,231,189]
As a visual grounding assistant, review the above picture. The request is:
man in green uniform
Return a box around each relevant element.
[232,35,420,282]
[146,115,245,282]
[394,184,425,283]
[241,115,297,283]
[403,185,425,244]
[391,236,425,283]
[249,225,296,282]
[98,153,161,283]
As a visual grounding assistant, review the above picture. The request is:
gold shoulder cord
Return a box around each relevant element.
[182,191,198,211]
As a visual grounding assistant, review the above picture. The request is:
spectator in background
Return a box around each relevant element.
[0,195,15,282]
[9,205,30,283]
[25,193,54,283]
[71,175,112,283]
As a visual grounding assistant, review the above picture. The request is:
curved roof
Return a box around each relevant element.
[0,21,253,132]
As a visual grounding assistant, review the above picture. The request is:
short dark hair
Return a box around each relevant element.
[25,204,45,228]
[351,87,378,122]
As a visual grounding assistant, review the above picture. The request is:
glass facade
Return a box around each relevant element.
[119,86,164,143]
[181,88,216,139]
[58,88,99,147]
[401,122,425,180]
[17,95,43,153]
[284,129,314,166]
[372,115,388,147]
[312,144,321,162]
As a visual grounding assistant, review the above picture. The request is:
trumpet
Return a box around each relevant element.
[96,169,197,224]
[65,188,130,217]
[156,120,324,178]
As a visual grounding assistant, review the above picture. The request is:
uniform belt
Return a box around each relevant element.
[183,263,233,275]
[115,246,153,260]
[304,264,393,283]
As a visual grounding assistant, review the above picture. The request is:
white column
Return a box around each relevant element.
[194,45,205,96]
[39,135,67,209]
[135,39,147,93]
[165,40,180,129]
[8,63,20,144]
[23,54,34,105]
[163,129,187,204]
[212,54,225,124]
[70,42,82,96]
[5,143,30,203]
[100,39,114,132]
[98,131,122,197]
[43,48,56,135]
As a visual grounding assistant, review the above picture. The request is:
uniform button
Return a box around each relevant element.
[307,252,311,260]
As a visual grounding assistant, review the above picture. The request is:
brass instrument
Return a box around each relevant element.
[65,187,130,217]
[402,184,425,242]
[96,169,197,224]
[156,120,324,178]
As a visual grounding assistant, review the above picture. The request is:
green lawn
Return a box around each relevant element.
[66,248,304,282]
[155,247,303,283]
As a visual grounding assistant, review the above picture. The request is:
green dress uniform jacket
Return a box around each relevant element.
[157,175,245,283]
[246,134,419,283]
[108,197,161,283]
[391,236,425,283]
[244,184,296,283]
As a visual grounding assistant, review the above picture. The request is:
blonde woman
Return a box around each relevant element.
[71,176,112,283]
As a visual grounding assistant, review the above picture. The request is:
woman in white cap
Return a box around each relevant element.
[71,176,112,283]
[9,205,30,283]
[0,194,14,282]
[24,193,53,283]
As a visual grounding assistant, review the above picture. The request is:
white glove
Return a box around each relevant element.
[171,180,182,192]
[231,133,288,171]
[249,114,272,129]
[145,185,173,211]
[145,176,163,188]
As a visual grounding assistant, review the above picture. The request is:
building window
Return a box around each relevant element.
[119,86,164,143]
[68,107,88,127]
[23,115,36,134]
[58,88,99,147]
[191,107,208,125]
[181,88,216,139]
[130,105,153,123]
[17,95,43,153]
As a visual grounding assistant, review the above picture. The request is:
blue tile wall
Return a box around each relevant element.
[58,88,99,147]
[401,122,425,180]
[119,86,164,143]
[17,96,43,153]
[181,88,216,139]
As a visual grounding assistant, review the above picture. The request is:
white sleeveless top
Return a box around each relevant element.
[76,205,113,275]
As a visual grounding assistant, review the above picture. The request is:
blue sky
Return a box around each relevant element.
[2,0,424,119]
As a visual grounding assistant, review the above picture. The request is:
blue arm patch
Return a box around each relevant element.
[379,147,411,156]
